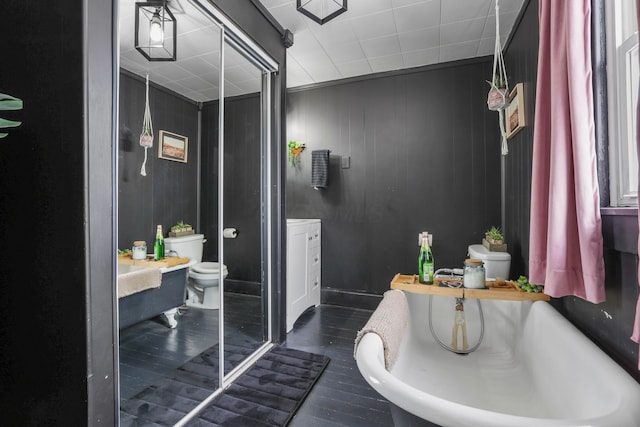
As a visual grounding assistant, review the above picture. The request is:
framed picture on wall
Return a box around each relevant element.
[158,130,188,163]
[506,83,526,139]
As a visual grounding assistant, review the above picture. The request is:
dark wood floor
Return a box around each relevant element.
[119,297,393,426]
[119,306,218,401]
[284,305,394,427]
[119,292,265,401]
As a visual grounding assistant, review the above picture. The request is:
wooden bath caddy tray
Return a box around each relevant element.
[390,273,550,301]
[118,254,190,269]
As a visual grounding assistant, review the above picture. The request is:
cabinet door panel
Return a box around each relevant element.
[308,223,321,248]
[286,225,309,332]
[307,224,321,308]
[308,266,321,307]
[308,247,321,270]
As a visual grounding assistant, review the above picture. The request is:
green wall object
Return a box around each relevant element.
[0,93,23,138]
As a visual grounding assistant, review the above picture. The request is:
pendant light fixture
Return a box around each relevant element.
[135,0,177,61]
[297,0,348,25]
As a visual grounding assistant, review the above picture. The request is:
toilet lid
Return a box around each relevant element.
[468,244,511,261]
[192,262,228,274]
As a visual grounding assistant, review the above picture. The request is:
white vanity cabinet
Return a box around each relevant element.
[286,219,321,332]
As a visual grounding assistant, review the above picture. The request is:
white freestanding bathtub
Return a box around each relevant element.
[355,292,640,427]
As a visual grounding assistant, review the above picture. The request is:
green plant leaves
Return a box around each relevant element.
[287,140,305,167]
[0,118,22,128]
[0,93,23,139]
[0,119,22,139]
[485,226,503,241]
[288,140,304,150]
[0,93,23,110]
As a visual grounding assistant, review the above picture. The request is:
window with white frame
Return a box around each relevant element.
[606,0,639,207]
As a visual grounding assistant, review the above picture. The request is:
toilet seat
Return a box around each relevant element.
[192,262,228,275]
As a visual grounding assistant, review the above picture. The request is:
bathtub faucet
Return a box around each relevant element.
[428,296,485,355]
[451,298,468,352]
[434,268,464,278]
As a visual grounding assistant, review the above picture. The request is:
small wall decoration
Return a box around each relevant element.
[506,83,526,139]
[287,140,305,167]
[486,0,511,155]
[139,74,153,176]
[158,130,188,163]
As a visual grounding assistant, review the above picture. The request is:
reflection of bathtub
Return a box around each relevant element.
[356,293,640,427]
[118,260,195,329]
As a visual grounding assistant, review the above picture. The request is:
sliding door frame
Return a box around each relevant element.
[173,1,279,424]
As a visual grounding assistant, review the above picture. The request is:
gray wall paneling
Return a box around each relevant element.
[118,72,200,248]
[200,94,263,286]
[502,0,538,280]
[286,59,502,296]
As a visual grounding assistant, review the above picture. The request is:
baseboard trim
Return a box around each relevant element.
[321,288,382,310]
[225,279,261,296]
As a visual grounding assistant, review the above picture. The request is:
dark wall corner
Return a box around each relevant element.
[502,0,539,279]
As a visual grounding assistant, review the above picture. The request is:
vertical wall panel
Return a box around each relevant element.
[502,0,539,278]
[286,59,502,295]
[118,72,199,248]
[1,0,88,422]
[200,94,262,285]
[223,95,262,283]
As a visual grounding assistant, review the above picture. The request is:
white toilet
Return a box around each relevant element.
[468,244,511,280]
[165,234,228,310]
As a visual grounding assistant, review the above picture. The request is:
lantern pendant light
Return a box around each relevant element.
[297,0,348,25]
[135,0,177,61]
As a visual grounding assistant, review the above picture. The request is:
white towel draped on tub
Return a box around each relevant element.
[354,289,408,370]
[118,268,162,298]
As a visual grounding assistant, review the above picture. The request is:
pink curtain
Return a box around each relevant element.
[529,0,605,302]
[633,0,640,369]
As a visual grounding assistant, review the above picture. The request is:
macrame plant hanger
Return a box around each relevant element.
[487,0,510,155]
[140,74,154,176]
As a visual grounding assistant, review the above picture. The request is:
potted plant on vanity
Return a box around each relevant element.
[483,226,507,252]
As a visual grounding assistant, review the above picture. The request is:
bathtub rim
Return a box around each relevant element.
[355,300,640,427]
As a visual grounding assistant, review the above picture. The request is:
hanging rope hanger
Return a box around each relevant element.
[486,0,510,155]
[140,74,154,176]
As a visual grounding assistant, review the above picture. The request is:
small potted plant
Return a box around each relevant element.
[485,226,503,244]
[287,140,305,167]
[483,226,507,252]
[169,220,194,237]
[139,126,153,147]
[486,75,509,111]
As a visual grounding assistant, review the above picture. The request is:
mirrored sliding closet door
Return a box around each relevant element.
[116,0,277,424]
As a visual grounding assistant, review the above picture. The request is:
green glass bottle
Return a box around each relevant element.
[154,224,165,260]
[418,234,434,284]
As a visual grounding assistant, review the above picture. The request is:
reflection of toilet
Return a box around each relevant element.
[468,244,511,280]
[165,234,228,310]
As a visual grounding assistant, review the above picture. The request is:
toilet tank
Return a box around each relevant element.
[165,234,204,262]
[468,244,511,280]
